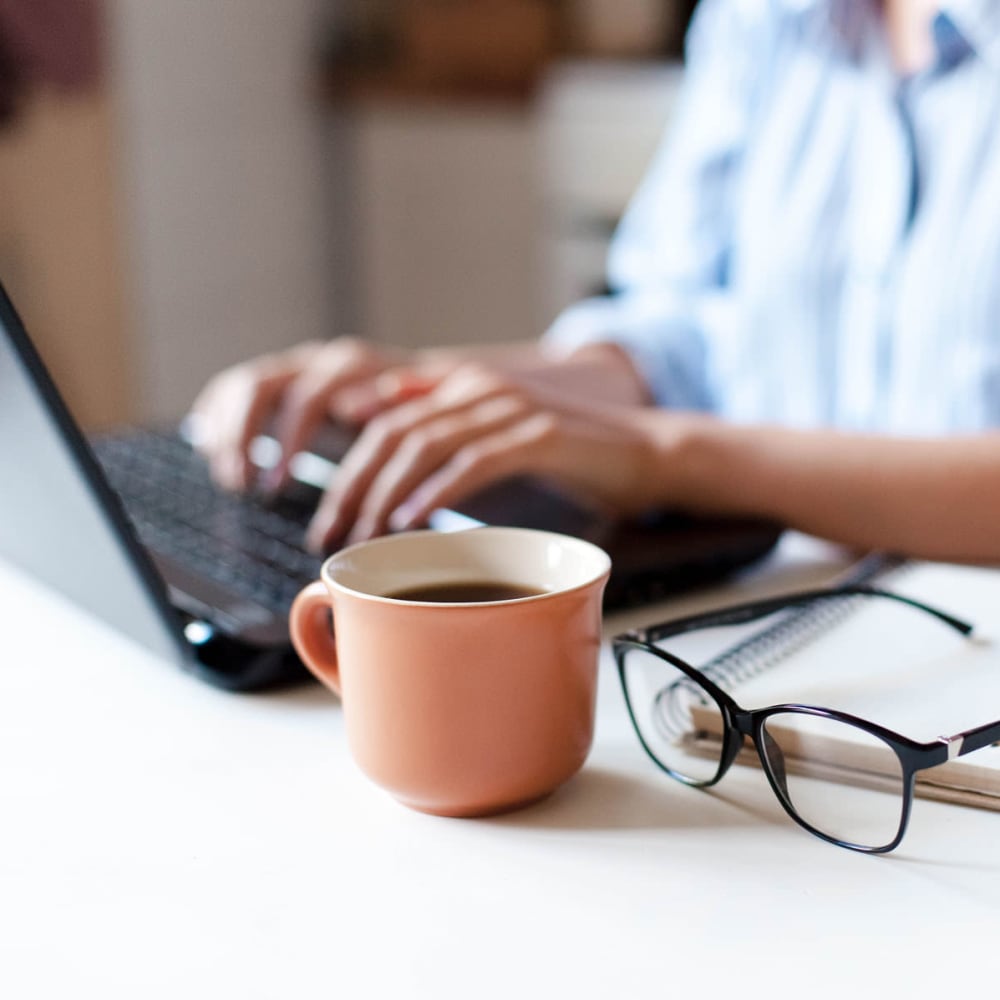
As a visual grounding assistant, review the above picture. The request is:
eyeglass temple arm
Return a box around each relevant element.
[632,586,973,645]
[945,718,1000,757]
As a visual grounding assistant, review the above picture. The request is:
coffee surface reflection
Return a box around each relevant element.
[386,581,547,603]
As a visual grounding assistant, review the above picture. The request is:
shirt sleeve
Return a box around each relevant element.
[543,0,771,410]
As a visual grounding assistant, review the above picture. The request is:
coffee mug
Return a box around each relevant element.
[289,526,611,817]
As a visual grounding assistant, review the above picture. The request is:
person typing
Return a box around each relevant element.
[191,0,1000,564]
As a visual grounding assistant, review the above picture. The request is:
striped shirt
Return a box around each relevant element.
[545,0,1000,433]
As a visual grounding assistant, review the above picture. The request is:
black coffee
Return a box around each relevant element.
[386,581,547,603]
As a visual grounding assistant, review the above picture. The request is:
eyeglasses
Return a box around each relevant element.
[612,586,1000,853]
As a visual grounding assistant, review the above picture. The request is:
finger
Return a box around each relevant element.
[387,413,561,532]
[200,372,291,491]
[333,369,440,424]
[347,395,530,542]
[304,393,450,550]
[189,342,329,491]
[304,379,516,549]
[269,345,391,488]
[268,369,346,490]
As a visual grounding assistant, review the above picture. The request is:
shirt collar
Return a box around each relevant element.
[939,1,1000,70]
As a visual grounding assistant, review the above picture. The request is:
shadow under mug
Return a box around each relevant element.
[289,527,611,817]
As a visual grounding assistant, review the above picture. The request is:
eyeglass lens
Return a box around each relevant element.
[759,711,906,848]
[621,646,727,784]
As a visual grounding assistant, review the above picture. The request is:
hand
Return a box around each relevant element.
[188,338,410,492]
[306,363,671,551]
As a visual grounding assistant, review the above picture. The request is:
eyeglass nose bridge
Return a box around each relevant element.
[710,705,753,781]
[731,709,755,738]
[722,708,792,797]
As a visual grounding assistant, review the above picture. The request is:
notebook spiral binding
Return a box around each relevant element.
[700,553,907,694]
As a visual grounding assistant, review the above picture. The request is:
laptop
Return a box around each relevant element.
[0,281,781,691]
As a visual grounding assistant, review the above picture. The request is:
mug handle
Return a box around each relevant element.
[289,581,341,696]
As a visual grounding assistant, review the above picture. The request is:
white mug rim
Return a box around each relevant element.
[320,526,612,607]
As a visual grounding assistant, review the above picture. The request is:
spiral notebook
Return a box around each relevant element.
[688,558,1000,811]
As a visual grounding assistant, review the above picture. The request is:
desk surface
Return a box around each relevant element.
[3,534,998,999]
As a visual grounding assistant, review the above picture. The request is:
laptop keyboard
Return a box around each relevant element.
[93,429,325,615]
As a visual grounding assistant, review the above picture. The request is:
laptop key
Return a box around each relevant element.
[93,427,324,618]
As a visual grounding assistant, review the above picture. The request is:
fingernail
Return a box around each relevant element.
[306,534,328,556]
[230,455,249,492]
[215,457,239,492]
[346,520,376,546]
[305,519,328,553]
[261,466,283,495]
[388,503,417,532]
[306,501,345,552]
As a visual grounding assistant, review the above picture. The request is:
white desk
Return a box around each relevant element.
[3,535,999,999]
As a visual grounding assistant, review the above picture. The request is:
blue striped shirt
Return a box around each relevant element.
[545,0,1000,433]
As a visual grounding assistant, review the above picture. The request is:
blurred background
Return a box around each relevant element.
[0,0,697,431]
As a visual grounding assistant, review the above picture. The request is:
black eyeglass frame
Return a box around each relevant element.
[612,585,1000,853]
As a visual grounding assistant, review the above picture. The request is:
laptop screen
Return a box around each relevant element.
[0,286,189,666]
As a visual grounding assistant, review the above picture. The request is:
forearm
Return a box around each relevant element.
[663,418,1000,561]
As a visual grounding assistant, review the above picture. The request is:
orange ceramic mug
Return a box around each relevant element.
[290,527,611,817]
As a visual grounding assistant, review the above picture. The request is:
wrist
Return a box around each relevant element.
[643,412,746,514]
[560,341,652,406]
